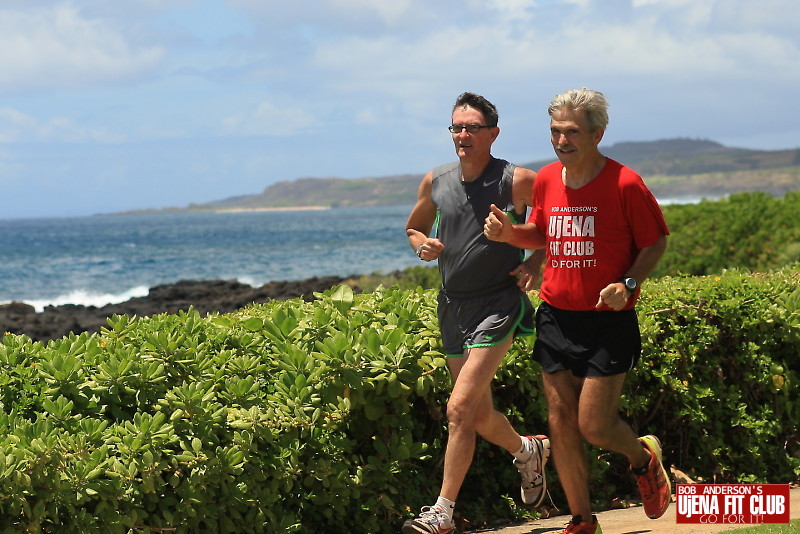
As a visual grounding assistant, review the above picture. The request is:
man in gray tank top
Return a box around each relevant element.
[402,92,550,534]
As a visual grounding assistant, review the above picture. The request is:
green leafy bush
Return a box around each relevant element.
[656,191,800,276]
[2,265,799,532]
[631,266,800,484]
[0,286,448,533]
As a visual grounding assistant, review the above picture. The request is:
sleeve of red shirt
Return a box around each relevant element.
[528,170,546,228]
[620,168,670,249]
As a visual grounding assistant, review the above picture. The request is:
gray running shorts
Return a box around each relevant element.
[437,285,535,357]
[533,301,641,378]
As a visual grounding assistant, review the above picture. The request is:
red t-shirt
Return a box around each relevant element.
[529,158,669,311]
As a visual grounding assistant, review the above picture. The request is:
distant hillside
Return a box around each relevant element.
[154,139,800,213]
[194,174,422,211]
[521,138,800,177]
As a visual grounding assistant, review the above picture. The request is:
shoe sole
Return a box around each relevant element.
[638,435,672,519]
[401,523,454,534]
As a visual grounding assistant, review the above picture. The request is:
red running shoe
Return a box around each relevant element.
[632,435,672,519]
[559,514,602,534]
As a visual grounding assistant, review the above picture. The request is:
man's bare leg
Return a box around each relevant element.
[439,337,520,500]
[542,370,591,519]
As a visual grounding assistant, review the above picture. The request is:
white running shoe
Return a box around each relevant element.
[514,435,551,507]
[401,505,455,534]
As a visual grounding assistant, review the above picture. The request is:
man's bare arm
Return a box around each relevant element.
[406,171,445,261]
[484,204,546,249]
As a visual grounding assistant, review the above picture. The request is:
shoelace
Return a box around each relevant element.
[522,472,544,488]
[418,506,448,523]
[519,459,544,488]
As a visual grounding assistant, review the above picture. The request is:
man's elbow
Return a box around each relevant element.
[657,234,668,252]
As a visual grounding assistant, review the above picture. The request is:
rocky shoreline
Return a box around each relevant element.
[0,276,354,342]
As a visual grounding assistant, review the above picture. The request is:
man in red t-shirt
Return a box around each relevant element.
[484,88,671,534]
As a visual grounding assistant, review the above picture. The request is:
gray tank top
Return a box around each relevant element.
[430,157,526,297]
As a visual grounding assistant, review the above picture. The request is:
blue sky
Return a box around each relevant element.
[1,0,798,219]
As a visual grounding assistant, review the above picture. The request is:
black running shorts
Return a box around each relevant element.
[437,285,535,357]
[533,301,641,377]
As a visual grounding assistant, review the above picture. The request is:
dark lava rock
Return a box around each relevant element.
[1,276,353,342]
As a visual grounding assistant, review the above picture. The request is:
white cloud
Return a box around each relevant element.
[329,0,415,25]
[0,109,36,143]
[0,4,164,94]
[484,0,538,21]
[222,101,314,137]
[306,0,800,90]
[632,0,693,7]
[567,7,800,82]
[0,107,123,143]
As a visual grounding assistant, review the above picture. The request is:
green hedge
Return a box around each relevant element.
[1,267,799,533]
[655,191,800,276]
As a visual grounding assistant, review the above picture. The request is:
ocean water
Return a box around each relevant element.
[0,206,423,311]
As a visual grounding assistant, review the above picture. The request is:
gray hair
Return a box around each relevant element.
[548,88,609,132]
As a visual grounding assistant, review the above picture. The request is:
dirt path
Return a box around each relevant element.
[473,487,799,534]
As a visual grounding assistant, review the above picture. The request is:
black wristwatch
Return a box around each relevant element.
[620,277,637,292]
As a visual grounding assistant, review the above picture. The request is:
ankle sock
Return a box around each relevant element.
[512,435,533,463]
[434,496,455,519]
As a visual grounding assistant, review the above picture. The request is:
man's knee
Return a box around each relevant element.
[448,399,496,438]
[547,396,579,426]
[578,413,617,446]
[445,397,473,430]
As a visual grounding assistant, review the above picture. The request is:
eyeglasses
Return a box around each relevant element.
[448,123,493,134]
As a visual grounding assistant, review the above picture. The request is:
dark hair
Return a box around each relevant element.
[452,92,499,127]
